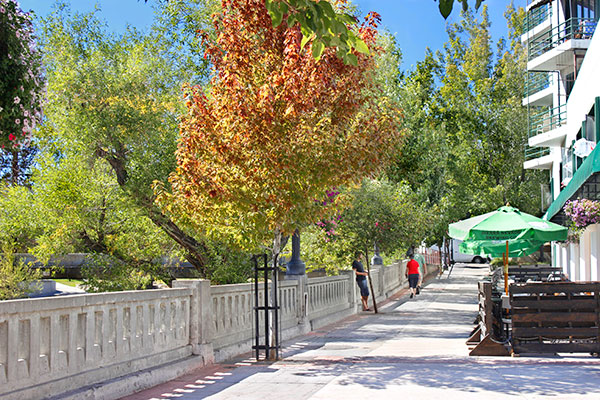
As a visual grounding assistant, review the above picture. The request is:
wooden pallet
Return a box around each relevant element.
[510,281,600,354]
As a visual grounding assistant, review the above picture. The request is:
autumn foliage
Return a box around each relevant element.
[162,0,402,249]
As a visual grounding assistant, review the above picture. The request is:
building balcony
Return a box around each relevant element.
[524,2,552,33]
[523,145,553,170]
[523,71,553,107]
[527,18,596,71]
[528,104,566,138]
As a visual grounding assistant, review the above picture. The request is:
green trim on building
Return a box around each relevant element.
[544,140,600,221]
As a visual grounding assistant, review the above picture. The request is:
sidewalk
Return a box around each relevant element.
[122,265,600,400]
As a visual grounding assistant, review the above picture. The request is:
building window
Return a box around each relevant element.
[562,147,574,186]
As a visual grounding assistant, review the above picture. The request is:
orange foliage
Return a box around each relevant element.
[163,0,402,248]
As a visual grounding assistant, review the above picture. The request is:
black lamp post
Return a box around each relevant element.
[286,229,306,276]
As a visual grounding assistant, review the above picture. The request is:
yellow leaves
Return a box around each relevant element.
[161,0,402,251]
[284,104,296,117]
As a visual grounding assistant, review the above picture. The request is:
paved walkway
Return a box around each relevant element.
[122,265,600,400]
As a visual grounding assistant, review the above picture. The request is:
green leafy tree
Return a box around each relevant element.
[435,0,484,19]
[38,2,219,276]
[0,183,42,251]
[338,180,429,261]
[0,246,42,300]
[388,5,545,245]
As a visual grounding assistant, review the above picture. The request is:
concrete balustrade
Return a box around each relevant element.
[0,259,436,400]
[0,288,193,400]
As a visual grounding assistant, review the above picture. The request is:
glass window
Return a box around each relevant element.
[562,147,573,185]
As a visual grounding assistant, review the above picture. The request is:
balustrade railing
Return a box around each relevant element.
[0,288,192,399]
[307,275,350,319]
[0,259,430,400]
[525,71,550,98]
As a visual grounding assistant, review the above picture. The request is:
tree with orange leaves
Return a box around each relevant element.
[159,0,402,263]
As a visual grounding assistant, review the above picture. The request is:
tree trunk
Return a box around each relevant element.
[146,206,210,278]
[364,243,378,313]
[96,146,211,277]
[268,229,283,360]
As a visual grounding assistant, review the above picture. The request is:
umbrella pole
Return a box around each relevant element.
[504,240,509,295]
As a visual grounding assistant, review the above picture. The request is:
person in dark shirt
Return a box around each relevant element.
[352,251,371,311]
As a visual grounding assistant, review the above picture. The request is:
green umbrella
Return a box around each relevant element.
[459,239,544,258]
[449,206,567,293]
[449,206,567,242]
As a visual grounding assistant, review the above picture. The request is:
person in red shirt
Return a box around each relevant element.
[405,254,421,299]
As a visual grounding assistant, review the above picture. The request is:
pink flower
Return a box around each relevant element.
[13,96,20,104]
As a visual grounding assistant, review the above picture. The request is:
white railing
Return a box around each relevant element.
[0,288,193,400]
[382,261,405,294]
[209,280,299,353]
[0,259,436,400]
[307,275,350,320]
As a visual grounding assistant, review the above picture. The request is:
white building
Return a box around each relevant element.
[523,0,600,280]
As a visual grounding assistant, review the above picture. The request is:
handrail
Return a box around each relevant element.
[528,104,566,138]
[525,2,551,32]
[524,145,550,161]
[524,71,550,97]
[528,17,597,61]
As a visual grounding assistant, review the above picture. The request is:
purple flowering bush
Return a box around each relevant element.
[315,189,342,241]
[563,199,600,228]
[0,0,43,150]
[563,199,600,242]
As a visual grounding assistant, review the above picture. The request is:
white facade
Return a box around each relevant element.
[523,0,600,279]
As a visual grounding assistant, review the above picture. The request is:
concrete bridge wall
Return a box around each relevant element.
[0,259,439,400]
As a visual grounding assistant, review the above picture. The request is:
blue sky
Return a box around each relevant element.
[18,0,525,70]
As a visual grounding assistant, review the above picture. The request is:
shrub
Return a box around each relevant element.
[81,254,165,293]
[0,246,42,300]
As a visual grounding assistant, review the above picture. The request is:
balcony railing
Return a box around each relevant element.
[528,18,597,61]
[528,104,566,138]
[524,71,550,97]
[525,145,551,161]
[525,3,551,32]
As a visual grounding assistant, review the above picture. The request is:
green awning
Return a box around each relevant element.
[544,144,600,221]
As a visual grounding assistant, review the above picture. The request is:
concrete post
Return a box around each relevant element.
[294,275,309,332]
[377,265,384,298]
[580,230,591,281]
[569,243,580,281]
[173,280,214,364]
[341,270,358,312]
[590,224,600,281]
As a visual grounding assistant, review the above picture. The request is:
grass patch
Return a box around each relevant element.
[53,278,83,287]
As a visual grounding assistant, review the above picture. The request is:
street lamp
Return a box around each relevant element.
[286,229,306,276]
[371,242,383,266]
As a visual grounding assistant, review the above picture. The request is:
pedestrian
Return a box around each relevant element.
[352,251,370,311]
[405,253,421,299]
[414,253,426,295]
